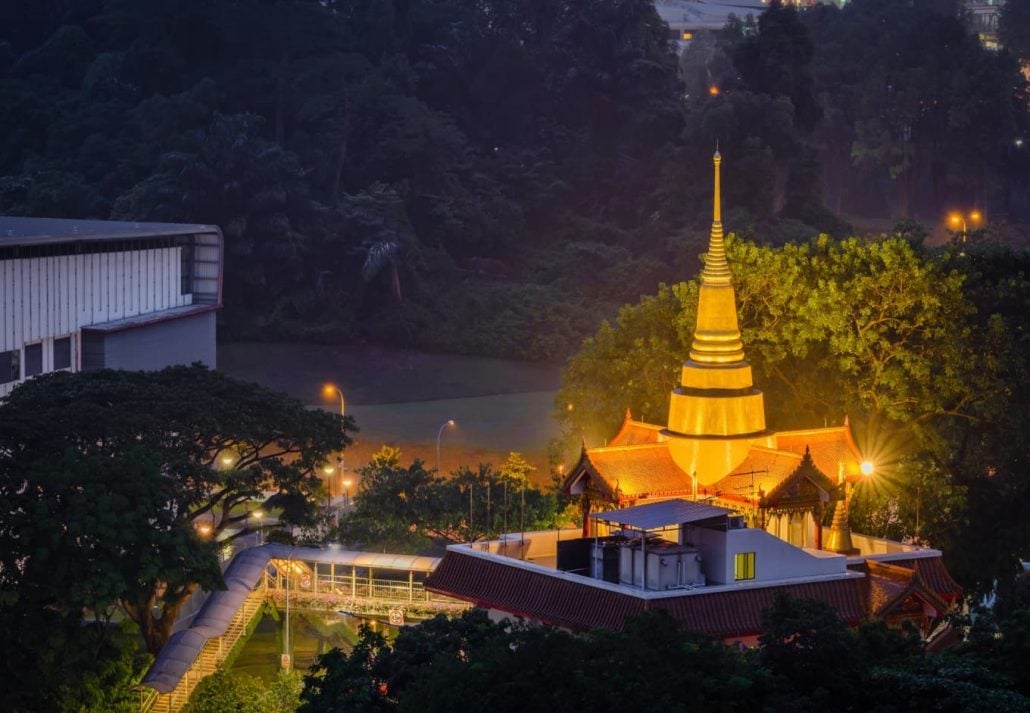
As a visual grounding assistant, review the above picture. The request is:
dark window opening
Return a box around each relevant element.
[24,343,42,377]
[54,337,71,370]
[0,349,19,383]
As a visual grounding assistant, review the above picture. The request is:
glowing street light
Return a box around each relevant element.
[321,383,347,506]
[947,210,983,244]
[322,383,345,418]
[436,419,456,473]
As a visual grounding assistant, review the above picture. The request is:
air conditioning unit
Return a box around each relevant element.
[727,516,745,530]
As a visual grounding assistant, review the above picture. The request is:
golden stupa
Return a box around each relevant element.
[564,151,867,551]
[665,151,766,485]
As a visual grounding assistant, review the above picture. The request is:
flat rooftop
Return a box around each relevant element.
[0,216,219,248]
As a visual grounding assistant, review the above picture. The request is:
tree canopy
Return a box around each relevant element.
[297,599,1030,712]
[337,447,570,553]
[0,0,1024,359]
[0,365,353,653]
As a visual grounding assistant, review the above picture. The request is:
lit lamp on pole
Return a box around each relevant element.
[947,210,983,245]
[342,478,353,509]
[436,419,456,473]
[322,383,347,499]
[322,464,334,511]
[824,460,874,555]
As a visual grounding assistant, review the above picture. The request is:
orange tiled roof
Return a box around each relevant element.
[880,557,963,602]
[775,426,863,480]
[609,417,664,446]
[582,444,691,499]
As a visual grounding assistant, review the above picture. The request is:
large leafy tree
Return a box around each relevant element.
[0,365,353,653]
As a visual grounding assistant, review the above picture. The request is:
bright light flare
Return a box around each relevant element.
[860,460,874,476]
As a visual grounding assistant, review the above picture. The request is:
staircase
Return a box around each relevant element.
[143,586,266,712]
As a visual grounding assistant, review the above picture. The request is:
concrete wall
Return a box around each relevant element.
[99,310,216,370]
[694,526,845,585]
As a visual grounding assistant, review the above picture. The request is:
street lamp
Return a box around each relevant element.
[342,478,353,508]
[250,509,264,544]
[947,210,983,244]
[322,383,347,506]
[436,419,456,473]
[322,383,345,418]
[281,545,297,670]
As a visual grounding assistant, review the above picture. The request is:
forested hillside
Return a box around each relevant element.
[1,0,1026,357]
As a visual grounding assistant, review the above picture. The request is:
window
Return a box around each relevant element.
[0,349,19,384]
[734,552,756,581]
[24,343,43,377]
[53,337,72,370]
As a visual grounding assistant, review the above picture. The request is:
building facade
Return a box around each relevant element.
[0,217,222,398]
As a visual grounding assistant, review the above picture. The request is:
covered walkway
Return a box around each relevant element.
[139,544,467,713]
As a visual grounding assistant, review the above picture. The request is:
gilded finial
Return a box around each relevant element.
[703,149,729,283]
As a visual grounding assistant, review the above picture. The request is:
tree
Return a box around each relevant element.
[0,609,148,713]
[758,594,861,707]
[338,447,563,551]
[0,365,352,653]
[182,671,277,713]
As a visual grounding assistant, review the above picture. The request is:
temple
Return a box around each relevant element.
[425,151,961,645]
[563,151,866,553]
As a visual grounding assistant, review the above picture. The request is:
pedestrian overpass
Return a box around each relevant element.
[138,544,469,713]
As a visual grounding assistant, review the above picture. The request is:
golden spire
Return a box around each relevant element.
[689,150,745,364]
[665,149,766,485]
[701,150,731,285]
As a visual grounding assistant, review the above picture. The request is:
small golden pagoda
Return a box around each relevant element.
[564,151,867,551]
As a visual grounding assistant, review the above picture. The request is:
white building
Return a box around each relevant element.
[655,0,767,47]
[426,499,962,645]
[0,216,222,397]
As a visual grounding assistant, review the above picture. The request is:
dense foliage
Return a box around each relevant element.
[1,0,1025,358]
[0,366,352,653]
[297,599,1030,712]
[182,670,302,713]
[337,447,572,553]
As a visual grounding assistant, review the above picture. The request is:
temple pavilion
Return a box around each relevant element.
[426,152,962,644]
[563,151,868,553]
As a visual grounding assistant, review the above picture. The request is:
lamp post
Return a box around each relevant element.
[282,545,297,670]
[322,383,345,418]
[322,383,347,504]
[342,478,353,508]
[436,419,455,473]
[947,210,983,244]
